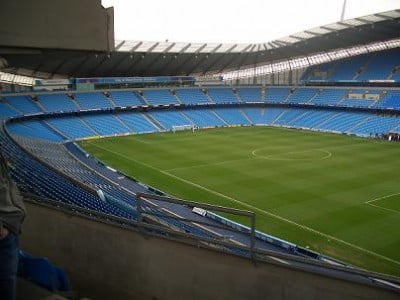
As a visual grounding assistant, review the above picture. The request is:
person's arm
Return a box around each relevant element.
[0,152,26,235]
[0,222,9,239]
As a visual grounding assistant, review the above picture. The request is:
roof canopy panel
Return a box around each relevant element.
[2,10,400,78]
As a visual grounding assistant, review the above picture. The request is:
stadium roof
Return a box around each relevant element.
[1,9,400,78]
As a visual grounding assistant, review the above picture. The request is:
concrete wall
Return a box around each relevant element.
[20,202,399,300]
[0,0,114,51]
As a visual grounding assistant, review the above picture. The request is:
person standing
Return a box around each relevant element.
[0,152,26,300]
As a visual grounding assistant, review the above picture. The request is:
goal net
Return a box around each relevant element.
[172,124,195,133]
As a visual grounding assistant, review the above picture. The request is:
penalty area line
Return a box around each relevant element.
[87,142,400,267]
[365,192,400,204]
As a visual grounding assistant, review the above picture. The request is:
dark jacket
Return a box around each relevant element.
[0,152,26,234]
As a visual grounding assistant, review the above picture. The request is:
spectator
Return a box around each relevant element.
[0,151,26,300]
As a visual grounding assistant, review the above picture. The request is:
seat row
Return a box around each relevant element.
[1,87,399,117]
[7,107,400,142]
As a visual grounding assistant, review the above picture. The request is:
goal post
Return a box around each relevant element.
[172,124,196,133]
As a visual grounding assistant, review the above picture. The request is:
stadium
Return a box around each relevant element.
[1,0,400,299]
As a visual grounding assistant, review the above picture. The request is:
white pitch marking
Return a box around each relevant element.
[364,192,400,214]
[251,148,332,161]
[365,203,400,214]
[165,157,255,172]
[365,192,400,204]
[87,142,400,267]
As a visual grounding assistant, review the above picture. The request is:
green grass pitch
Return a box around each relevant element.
[79,126,400,277]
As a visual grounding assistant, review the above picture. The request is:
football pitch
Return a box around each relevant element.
[79,126,400,277]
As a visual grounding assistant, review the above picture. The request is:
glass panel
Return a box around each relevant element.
[292,31,316,39]
[167,42,190,53]
[361,15,386,22]
[307,27,331,35]
[323,22,348,30]
[182,43,205,52]
[118,40,142,52]
[135,41,158,52]
[199,44,221,53]
[340,19,365,26]
[380,11,400,18]
[214,43,237,53]
[277,36,298,44]
[150,42,174,53]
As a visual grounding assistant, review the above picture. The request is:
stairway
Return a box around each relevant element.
[142,113,165,131]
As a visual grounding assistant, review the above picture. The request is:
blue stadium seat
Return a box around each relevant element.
[74,93,114,109]
[5,96,42,114]
[287,89,318,104]
[109,91,146,106]
[176,89,211,105]
[142,89,178,105]
[82,115,130,136]
[214,108,250,125]
[182,109,225,127]
[0,101,20,118]
[48,116,97,139]
[264,88,290,103]
[150,111,191,129]
[117,112,159,133]
[237,88,262,102]
[7,120,64,142]
[311,89,346,106]
[208,88,239,104]
[38,94,79,113]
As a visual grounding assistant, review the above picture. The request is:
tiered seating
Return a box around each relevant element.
[341,90,381,108]
[349,115,400,136]
[6,134,135,219]
[47,116,97,139]
[327,54,370,81]
[38,94,79,112]
[237,88,262,102]
[182,109,225,127]
[213,108,250,125]
[244,107,287,124]
[208,88,239,104]
[117,112,158,133]
[242,108,286,125]
[109,91,145,106]
[74,93,113,109]
[341,99,374,108]
[274,109,308,126]
[374,90,400,109]
[357,49,400,81]
[7,120,64,142]
[311,89,346,106]
[10,106,398,140]
[391,70,400,81]
[306,62,335,81]
[82,115,130,136]
[143,89,178,105]
[315,112,369,133]
[290,110,337,129]
[302,49,400,82]
[5,96,42,114]
[151,111,191,129]
[0,101,20,118]
[176,89,210,104]
[287,89,317,104]
[264,87,290,103]
[241,108,267,124]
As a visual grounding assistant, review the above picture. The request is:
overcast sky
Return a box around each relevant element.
[102,0,400,43]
